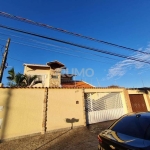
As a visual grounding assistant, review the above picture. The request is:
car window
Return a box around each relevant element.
[111,116,150,139]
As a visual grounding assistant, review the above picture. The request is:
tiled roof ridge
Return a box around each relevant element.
[80,80,95,87]
[62,80,95,87]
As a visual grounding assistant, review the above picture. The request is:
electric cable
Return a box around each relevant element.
[0,24,149,64]
[10,40,119,64]
[0,11,149,55]
[0,31,121,61]
[0,37,117,65]
[8,56,25,63]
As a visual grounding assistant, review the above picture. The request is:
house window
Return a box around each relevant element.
[51,75,58,79]
[36,75,42,82]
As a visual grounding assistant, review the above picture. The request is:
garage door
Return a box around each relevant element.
[129,94,147,112]
[85,92,125,124]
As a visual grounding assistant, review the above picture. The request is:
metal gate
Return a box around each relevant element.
[129,94,147,112]
[85,92,125,124]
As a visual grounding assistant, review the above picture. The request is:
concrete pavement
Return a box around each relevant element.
[0,120,115,150]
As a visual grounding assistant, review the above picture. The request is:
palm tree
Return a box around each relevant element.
[7,68,25,87]
[7,68,40,87]
[7,68,15,81]
[24,74,41,87]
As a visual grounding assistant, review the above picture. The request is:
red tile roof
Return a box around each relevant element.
[61,81,94,88]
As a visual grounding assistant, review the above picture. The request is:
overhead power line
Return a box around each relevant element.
[0,24,149,64]
[0,31,120,61]
[0,37,116,65]
[8,56,25,63]
[0,11,149,55]
[0,37,118,64]
[11,41,116,64]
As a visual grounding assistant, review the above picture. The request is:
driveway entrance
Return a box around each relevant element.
[85,92,125,124]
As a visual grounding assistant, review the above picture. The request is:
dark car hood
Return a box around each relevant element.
[100,129,150,148]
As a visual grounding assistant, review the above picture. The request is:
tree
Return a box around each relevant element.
[7,68,25,87]
[23,74,41,87]
[108,85,120,88]
[7,68,40,87]
[7,68,15,81]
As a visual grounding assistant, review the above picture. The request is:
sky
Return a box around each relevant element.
[0,0,150,87]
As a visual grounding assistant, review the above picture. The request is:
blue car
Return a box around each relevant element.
[98,112,150,150]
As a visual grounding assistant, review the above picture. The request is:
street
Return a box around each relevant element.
[0,120,115,150]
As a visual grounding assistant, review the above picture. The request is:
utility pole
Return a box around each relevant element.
[0,38,11,83]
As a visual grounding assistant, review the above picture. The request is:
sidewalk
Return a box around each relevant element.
[0,120,115,150]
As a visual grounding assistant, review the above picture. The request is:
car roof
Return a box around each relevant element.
[125,112,150,118]
[108,112,150,130]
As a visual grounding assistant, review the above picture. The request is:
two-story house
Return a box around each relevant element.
[24,60,94,88]
[24,60,65,87]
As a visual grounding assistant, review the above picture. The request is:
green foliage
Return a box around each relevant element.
[7,68,39,87]
[24,74,40,87]
[7,68,15,81]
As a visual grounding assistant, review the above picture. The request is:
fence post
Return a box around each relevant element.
[42,88,48,134]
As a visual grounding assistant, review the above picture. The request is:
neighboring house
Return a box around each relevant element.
[24,60,66,87]
[61,81,94,88]
[24,60,94,88]
[61,74,94,88]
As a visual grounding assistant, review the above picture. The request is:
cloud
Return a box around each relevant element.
[107,45,150,79]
